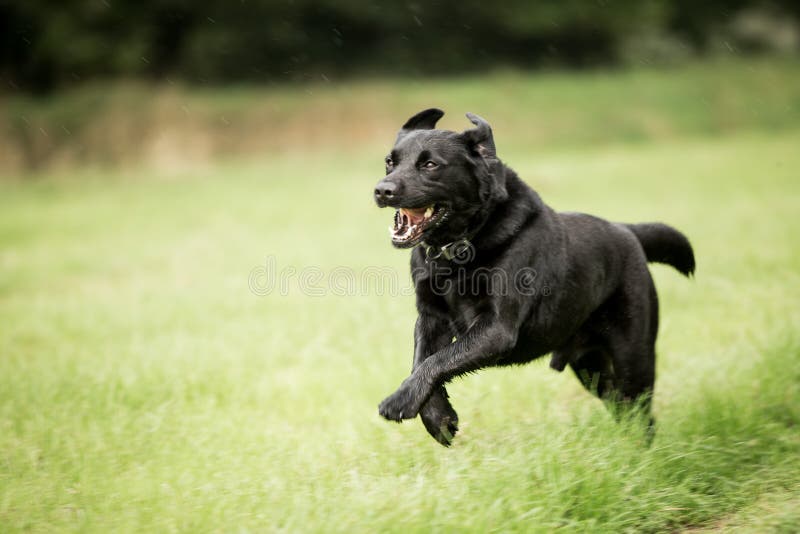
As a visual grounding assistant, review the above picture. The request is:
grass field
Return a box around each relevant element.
[2,63,800,532]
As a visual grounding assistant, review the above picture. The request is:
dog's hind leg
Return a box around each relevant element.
[555,327,616,398]
[609,315,658,442]
[570,341,656,443]
[568,348,616,400]
[602,281,659,443]
[608,342,657,444]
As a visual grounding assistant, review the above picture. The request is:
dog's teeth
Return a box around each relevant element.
[424,206,433,219]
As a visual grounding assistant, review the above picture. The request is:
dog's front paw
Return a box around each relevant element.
[378,384,423,422]
[420,388,459,446]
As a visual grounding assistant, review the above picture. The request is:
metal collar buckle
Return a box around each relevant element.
[422,238,473,263]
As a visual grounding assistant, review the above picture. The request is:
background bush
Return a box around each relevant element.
[2,0,799,92]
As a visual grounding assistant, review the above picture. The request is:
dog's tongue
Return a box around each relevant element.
[400,207,427,226]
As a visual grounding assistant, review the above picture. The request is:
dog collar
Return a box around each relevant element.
[421,237,474,263]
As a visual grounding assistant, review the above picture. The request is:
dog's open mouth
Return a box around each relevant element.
[390,204,446,247]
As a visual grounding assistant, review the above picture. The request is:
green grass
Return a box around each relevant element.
[2,67,800,531]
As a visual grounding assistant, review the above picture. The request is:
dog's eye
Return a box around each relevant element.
[422,161,438,170]
[385,157,394,170]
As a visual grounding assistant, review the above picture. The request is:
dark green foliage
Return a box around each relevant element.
[2,0,798,92]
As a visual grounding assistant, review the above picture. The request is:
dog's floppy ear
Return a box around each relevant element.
[462,112,496,159]
[399,108,444,135]
[463,112,507,203]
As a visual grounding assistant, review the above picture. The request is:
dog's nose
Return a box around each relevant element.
[374,180,398,202]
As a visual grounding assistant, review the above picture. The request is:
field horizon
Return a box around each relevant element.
[3,57,800,175]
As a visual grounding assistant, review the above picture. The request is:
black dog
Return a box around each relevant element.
[374,109,694,446]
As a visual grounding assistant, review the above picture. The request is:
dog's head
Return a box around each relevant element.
[374,108,508,248]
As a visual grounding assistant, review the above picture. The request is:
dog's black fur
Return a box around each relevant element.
[374,109,695,446]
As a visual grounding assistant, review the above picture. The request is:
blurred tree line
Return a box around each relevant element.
[2,0,799,92]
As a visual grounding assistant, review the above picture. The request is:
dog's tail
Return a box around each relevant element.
[625,223,695,277]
